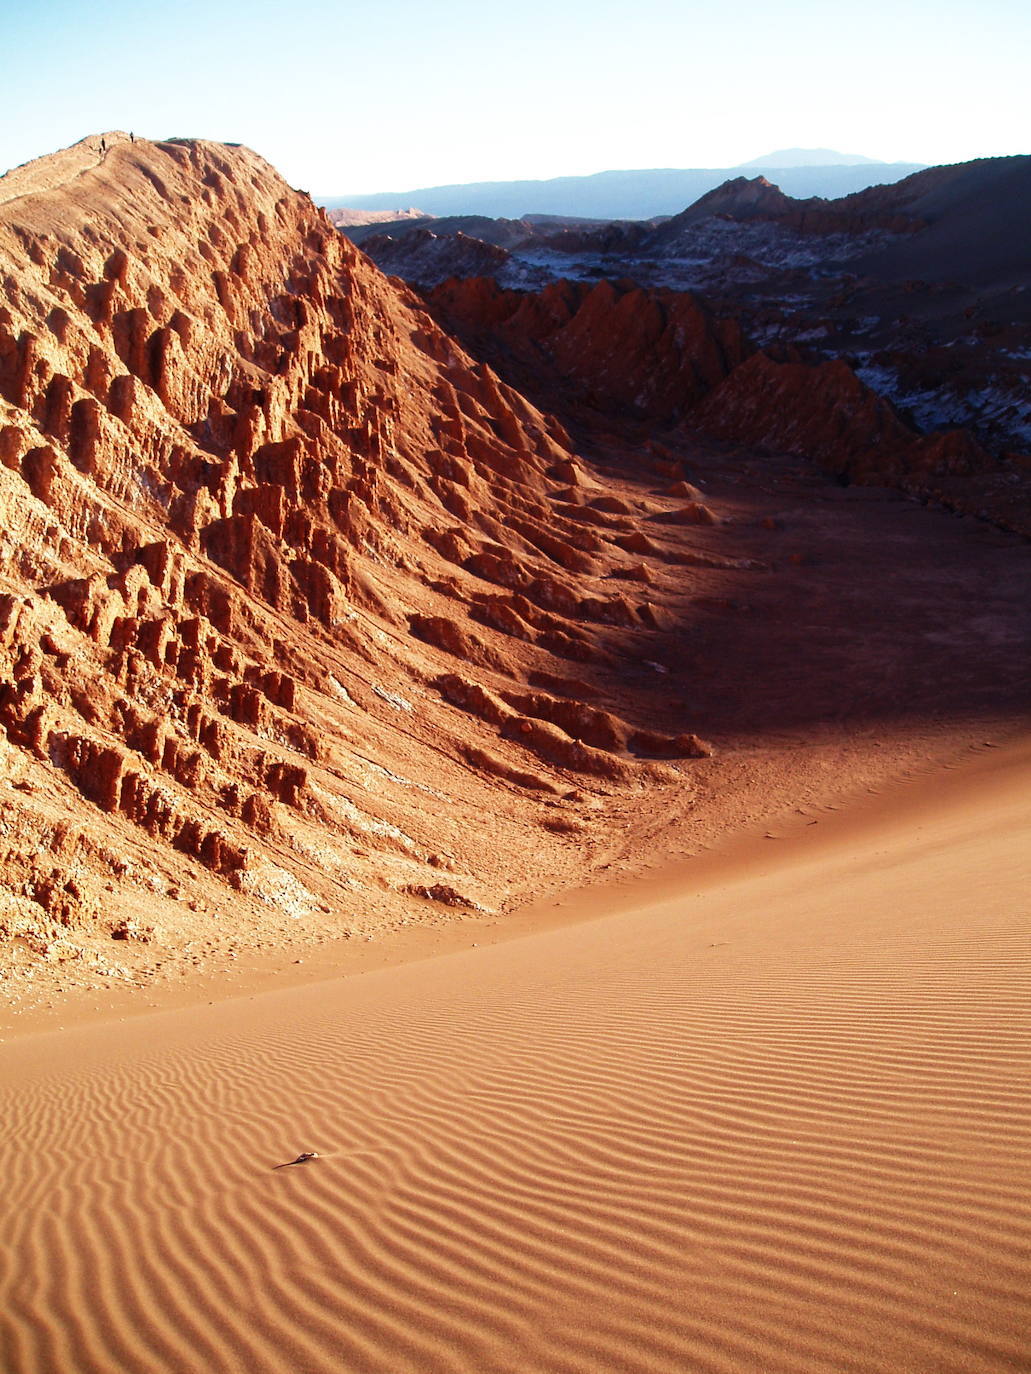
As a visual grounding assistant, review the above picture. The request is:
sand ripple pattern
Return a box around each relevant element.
[2,770,1030,1373]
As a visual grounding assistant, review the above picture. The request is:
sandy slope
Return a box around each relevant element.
[1,738,1028,1374]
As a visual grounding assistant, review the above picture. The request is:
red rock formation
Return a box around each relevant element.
[428,276,749,422]
[0,134,719,963]
[692,354,993,485]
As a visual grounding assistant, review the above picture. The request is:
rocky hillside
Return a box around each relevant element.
[0,134,741,985]
[428,277,749,423]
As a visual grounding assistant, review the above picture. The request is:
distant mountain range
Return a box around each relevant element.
[322,151,927,221]
[738,148,886,168]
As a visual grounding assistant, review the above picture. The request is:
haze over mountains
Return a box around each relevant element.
[739,148,884,168]
[325,149,927,221]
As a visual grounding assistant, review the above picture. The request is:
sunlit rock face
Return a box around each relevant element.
[0,134,726,966]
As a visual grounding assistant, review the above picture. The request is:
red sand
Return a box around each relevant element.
[2,734,1029,1373]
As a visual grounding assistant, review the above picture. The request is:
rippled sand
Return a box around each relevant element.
[2,739,1029,1373]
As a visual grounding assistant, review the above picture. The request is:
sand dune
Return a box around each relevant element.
[1,739,1029,1373]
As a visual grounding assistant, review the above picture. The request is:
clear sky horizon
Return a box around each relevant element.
[2,0,1028,197]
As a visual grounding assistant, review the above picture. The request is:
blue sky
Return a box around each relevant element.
[2,0,1028,195]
